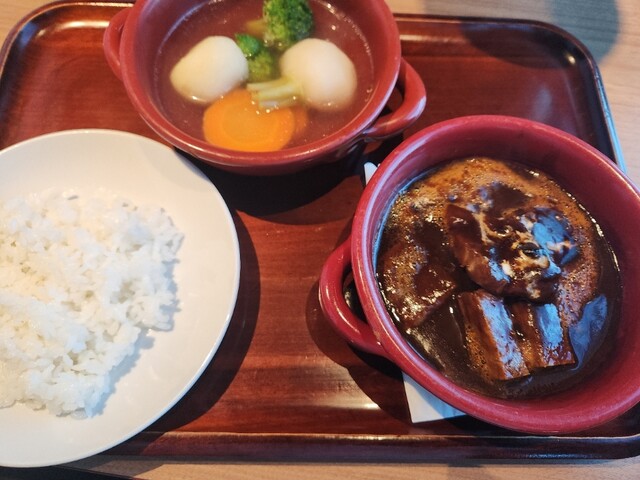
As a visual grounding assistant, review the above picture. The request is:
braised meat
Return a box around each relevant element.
[458,291,577,382]
[510,302,576,370]
[445,191,577,302]
[457,290,530,381]
[377,222,459,328]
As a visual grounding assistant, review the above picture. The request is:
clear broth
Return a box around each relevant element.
[153,0,374,148]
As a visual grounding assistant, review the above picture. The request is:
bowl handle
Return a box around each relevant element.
[103,7,131,81]
[361,58,427,141]
[319,239,388,357]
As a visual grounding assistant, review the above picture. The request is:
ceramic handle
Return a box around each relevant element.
[362,59,427,141]
[319,239,388,357]
[103,7,131,81]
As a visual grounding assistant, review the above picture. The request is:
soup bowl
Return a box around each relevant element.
[319,115,640,434]
[103,0,426,175]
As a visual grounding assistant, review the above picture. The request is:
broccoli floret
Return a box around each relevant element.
[235,33,263,57]
[264,0,314,50]
[253,0,314,52]
[247,49,279,82]
[235,33,279,82]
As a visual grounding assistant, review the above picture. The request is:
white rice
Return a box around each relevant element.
[0,189,183,417]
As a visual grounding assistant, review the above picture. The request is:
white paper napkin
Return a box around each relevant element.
[403,373,465,423]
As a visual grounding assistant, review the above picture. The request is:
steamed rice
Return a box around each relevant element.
[0,189,183,417]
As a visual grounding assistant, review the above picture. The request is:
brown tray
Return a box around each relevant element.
[0,1,637,461]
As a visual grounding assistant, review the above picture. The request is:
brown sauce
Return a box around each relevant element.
[375,157,621,399]
[153,0,374,147]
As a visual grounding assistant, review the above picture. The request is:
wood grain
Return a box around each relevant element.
[0,1,638,479]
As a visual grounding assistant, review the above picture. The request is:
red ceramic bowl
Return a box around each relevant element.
[319,115,640,434]
[103,0,425,175]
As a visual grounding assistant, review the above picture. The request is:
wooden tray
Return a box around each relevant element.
[0,1,637,461]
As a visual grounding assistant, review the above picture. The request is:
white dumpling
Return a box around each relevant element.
[170,36,249,104]
[279,38,357,111]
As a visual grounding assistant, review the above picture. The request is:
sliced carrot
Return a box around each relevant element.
[203,89,297,152]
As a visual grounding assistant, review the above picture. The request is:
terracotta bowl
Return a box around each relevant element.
[103,0,426,175]
[319,115,640,434]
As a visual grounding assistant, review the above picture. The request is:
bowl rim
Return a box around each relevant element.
[350,115,640,434]
[116,0,402,170]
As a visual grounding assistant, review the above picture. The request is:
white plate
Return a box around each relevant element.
[0,130,240,467]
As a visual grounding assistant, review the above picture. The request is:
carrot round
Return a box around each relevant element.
[203,89,297,152]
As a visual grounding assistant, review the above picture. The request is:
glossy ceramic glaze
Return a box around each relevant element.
[3,1,639,459]
[102,0,426,175]
[320,115,640,434]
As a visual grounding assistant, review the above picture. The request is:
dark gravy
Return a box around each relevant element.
[375,157,620,399]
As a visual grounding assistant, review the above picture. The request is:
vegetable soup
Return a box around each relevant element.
[154,0,374,150]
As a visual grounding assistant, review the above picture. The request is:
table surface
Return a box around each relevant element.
[0,0,638,479]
